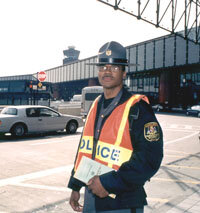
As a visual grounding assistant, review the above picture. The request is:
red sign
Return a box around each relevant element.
[38,71,46,82]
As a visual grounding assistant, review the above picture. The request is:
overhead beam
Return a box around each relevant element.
[97,0,200,44]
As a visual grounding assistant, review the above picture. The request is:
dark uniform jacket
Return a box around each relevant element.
[68,87,163,211]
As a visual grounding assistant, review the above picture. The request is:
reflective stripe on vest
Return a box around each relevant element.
[74,94,149,171]
[74,97,100,171]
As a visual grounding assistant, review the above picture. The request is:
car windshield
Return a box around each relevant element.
[1,108,18,115]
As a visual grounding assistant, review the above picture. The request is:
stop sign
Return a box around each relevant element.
[38,71,46,82]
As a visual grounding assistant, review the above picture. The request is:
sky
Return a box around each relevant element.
[0,0,167,77]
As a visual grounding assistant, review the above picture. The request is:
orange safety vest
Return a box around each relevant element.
[75,94,149,171]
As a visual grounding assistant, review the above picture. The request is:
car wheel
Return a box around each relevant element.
[11,124,26,137]
[186,111,189,116]
[66,120,78,134]
[198,112,200,118]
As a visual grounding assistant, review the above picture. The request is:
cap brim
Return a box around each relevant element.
[86,62,139,66]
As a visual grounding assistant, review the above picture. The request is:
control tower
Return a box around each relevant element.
[63,46,80,64]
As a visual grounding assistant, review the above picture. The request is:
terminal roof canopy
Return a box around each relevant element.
[97,0,200,44]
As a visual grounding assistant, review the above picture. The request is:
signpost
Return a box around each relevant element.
[34,71,47,105]
[38,71,46,82]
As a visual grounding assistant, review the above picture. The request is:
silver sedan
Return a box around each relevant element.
[0,105,84,137]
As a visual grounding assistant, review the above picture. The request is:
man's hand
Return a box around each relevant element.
[69,190,83,212]
[87,176,109,198]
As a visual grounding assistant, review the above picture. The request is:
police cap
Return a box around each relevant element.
[89,41,130,66]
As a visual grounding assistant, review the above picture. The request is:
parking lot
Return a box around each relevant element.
[0,113,200,213]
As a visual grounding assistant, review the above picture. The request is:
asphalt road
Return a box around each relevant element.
[0,113,199,213]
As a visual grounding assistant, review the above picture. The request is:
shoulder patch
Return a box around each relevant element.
[144,122,160,142]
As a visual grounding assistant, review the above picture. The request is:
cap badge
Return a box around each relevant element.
[106,49,112,56]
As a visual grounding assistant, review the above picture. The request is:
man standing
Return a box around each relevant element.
[68,41,163,213]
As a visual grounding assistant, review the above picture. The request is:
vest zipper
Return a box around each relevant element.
[92,138,97,159]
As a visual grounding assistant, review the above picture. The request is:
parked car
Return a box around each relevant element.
[186,105,200,117]
[152,104,164,112]
[70,94,82,103]
[0,105,84,137]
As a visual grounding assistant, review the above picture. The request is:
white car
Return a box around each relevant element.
[0,105,84,137]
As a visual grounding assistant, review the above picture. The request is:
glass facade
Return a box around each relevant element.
[0,74,36,81]
[146,42,154,70]
[34,34,199,86]
[155,39,164,68]
[128,46,137,72]
[0,80,52,105]
[176,36,186,65]
[188,40,200,64]
[165,36,175,67]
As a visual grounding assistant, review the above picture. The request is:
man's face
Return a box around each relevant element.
[98,65,126,89]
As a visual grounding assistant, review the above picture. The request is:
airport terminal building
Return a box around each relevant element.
[0,33,200,108]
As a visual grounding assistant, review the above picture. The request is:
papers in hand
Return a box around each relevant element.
[74,156,114,184]
[74,156,116,199]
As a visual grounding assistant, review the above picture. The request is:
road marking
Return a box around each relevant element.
[165,131,199,145]
[13,183,68,191]
[30,136,80,145]
[170,124,178,128]
[161,123,200,130]
[147,197,169,203]
[164,128,196,132]
[12,182,85,193]
[152,177,200,185]
[164,149,191,154]
[10,181,169,205]
[162,165,200,170]
[184,125,192,130]
[6,182,170,204]
[164,154,186,158]
[0,164,73,187]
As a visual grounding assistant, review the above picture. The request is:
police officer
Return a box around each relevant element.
[68,41,163,213]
